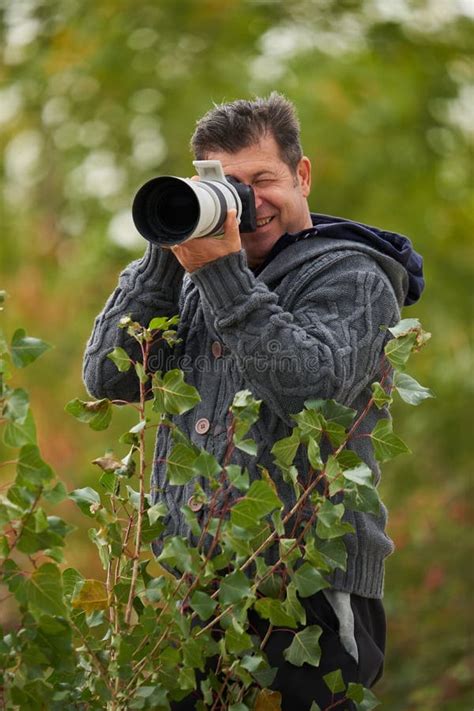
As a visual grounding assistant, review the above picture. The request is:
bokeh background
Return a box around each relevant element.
[1,0,473,708]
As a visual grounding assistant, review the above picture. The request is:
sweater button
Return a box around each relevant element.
[211,341,223,358]
[195,417,210,434]
[187,496,203,512]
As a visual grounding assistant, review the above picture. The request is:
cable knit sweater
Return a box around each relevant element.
[83,222,411,599]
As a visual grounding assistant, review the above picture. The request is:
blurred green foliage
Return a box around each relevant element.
[0,0,472,708]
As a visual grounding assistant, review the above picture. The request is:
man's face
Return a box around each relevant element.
[204,134,312,268]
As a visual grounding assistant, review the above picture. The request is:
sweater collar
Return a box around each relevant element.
[252,212,424,307]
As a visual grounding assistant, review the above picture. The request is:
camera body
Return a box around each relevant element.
[132,160,257,247]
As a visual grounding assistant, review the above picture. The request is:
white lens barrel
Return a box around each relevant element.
[131,163,245,246]
[185,179,242,241]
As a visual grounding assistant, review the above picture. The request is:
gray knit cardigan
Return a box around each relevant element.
[83,234,409,598]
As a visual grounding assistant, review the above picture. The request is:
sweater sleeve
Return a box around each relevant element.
[190,249,400,420]
[83,244,185,402]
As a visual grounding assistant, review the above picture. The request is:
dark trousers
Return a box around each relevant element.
[171,591,386,710]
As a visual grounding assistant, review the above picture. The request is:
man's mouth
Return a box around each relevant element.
[256,216,274,228]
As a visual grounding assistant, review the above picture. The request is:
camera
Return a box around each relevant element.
[132,160,257,247]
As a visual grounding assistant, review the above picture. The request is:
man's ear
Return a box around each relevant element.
[297,156,312,197]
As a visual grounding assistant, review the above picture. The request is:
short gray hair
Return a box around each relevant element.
[191,92,303,173]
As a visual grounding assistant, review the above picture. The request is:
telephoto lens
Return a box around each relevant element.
[132,160,256,247]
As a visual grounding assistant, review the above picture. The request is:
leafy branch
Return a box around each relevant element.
[0,296,433,710]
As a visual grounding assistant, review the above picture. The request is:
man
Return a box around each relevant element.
[83,93,423,709]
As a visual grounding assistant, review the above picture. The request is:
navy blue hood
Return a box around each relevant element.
[253,212,424,306]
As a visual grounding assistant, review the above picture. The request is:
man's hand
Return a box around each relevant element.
[169,208,241,273]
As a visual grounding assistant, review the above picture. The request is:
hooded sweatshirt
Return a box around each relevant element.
[83,213,423,599]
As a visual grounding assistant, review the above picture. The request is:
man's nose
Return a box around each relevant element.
[252,188,264,210]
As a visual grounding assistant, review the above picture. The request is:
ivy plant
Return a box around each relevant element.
[0,290,433,710]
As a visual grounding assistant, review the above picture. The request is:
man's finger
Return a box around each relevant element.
[226,207,240,229]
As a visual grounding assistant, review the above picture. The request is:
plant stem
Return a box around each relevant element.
[124,340,149,625]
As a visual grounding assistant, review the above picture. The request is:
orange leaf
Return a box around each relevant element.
[254,688,282,711]
[71,579,109,611]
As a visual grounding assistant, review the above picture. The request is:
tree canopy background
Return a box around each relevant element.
[0,0,472,708]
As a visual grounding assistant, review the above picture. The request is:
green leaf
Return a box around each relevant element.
[304,399,357,428]
[3,407,37,447]
[284,582,307,626]
[254,598,299,628]
[16,444,54,487]
[69,487,101,516]
[147,501,168,526]
[231,389,261,411]
[134,361,148,383]
[346,683,364,703]
[303,535,329,571]
[117,447,137,478]
[10,329,51,368]
[140,515,165,544]
[43,481,68,504]
[226,464,249,492]
[279,537,301,566]
[0,534,9,558]
[384,332,417,371]
[33,507,48,532]
[230,480,282,530]
[62,567,84,599]
[107,346,131,372]
[316,499,354,540]
[98,470,116,493]
[65,398,112,431]
[158,536,196,573]
[178,666,196,692]
[190,590,218,621]
[26,562,68,618]
[271,429,300,467]
[3,387,29,423]
[16,515,72,555]
[325,455,343,496]
[0,354,12,380]
[346,683,380,709]
[321,418,347,448]
[371,382,392,409]
[307,436,323,470]
[283,625,322,667]
[149,314,180,331]
[182,638,205,672]
[234,437,258,455]
[336,449,363,470]
[193,450,222,479]
[225,625,253,654]
[323,669,346,693]
[342,463,374,487]
[231,390,262,442]
[218,570,252,605]
[342,464,379,514]
[125,485,141,510]
[152,369,200,415]
[387,317,421,338]
[393,371,434,406]
[344,483,381,515]
[292,409,323,442]
[370,419,411,463]
[167,442,199,485]
[240,655,270,682]
[293,563,329,598]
